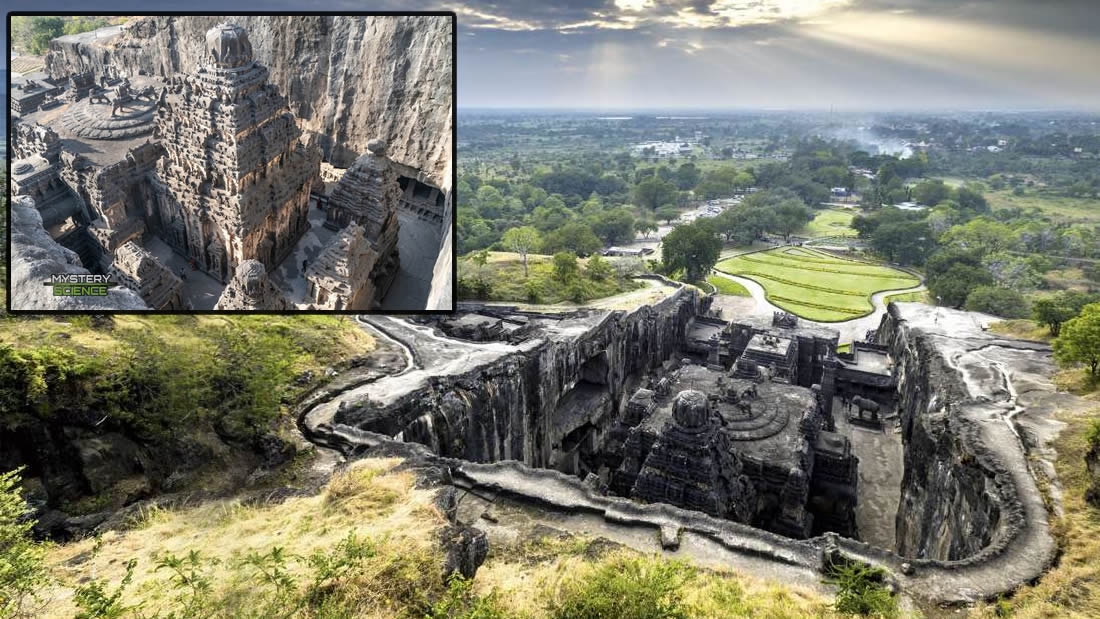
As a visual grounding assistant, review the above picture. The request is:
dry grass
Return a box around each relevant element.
[41,458,434,618]
[39,456,839,618]
[476,538,833,618]
[988,319,1053,342]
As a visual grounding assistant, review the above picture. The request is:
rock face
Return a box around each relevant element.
[46,15,453,186]
[631,390,757,523]
[1087,442,1100,507]
[439,525,489,581]
[214,260,292,310]
[877,303,1061,563]
[335,290,702,469]
[10,196,149,311]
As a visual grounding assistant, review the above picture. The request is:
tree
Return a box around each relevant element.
[28,16,64,55]
[773,199,813,239]
[662,221,721,282]
[540,222,602,257]
[674,163,700,191]
[500,226,541,278]
[955,186,989,215]
[637,218,658,239]
[964,286,1030,318]
[0,468,50,618]
[1054,303,1100,379]
[586,254,612,281]
[872,221,936,265]
[911,179,951,206]
[928,263,994,308]
[655,205,679,225]
[1033,291,1100,336]
[591,208,636,246]
[633,177,678,211]
[552,252,579,282]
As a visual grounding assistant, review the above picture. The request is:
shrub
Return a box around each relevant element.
[553,252,579,282]
[545,553,694,619]
[427,575,507,619]
[586,254,612,281]
[964,285,1031,319]
[0,468,50,618]
[825,561,899,617]
[1087,419,1100,450]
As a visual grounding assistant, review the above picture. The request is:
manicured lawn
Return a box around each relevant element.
[800,209,858,238]
[706,275,750,296]
[715,247,919,321]
[883,290,930,305]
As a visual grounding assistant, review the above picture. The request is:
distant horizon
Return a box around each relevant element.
[5,1,1100,112]
[456,105,1100,115]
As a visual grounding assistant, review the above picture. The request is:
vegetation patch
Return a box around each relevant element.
[824,560,899,617]
[706,275,751,296]
[458,251,643,305]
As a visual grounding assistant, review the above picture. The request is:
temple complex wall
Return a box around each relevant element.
[46,15,453,187]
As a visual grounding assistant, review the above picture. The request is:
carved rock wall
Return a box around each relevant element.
[46,15,453,186]
[336,290,701,468]
[877,306,1010,560]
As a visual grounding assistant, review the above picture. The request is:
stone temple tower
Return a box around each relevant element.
[150,22,319,282]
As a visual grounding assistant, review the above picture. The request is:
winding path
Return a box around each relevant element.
[710,270,926,343]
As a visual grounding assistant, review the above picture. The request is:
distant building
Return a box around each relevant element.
[602,247,653,257]
[830,187,849,197]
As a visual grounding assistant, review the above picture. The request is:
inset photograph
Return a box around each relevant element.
[8,13,455,312]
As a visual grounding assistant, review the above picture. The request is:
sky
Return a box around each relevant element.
[7,0,1100,111]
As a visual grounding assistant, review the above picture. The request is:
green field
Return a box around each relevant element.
[800,208,858,238]
[935,177,1100,222]
[715,247,920,321]
[706,275,750,296]
[985,189,1100,222]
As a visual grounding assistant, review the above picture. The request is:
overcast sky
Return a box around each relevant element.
[7,0,1100,111]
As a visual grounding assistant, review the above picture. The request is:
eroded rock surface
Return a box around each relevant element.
[46,15,453,185]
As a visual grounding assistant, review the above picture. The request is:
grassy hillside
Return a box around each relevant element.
[32,458,835,618]
[0,314,374,515]
[715,247,919,321]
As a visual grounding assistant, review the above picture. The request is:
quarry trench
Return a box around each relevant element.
[292,295,1086,607]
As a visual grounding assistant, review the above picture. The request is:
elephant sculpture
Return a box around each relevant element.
[851,395,880,421]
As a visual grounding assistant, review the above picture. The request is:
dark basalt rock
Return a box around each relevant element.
[1086,442,1100,507]
[630,390,757,524]
[439,524,489,581]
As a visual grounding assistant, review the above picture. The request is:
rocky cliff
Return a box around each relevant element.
[877,303,1057,563]
[332,290,702,469]
[46,15,453,186]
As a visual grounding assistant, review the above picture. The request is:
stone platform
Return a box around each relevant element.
[59,97,156,140]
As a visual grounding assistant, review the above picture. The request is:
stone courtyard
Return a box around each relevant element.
[9,15,453,311]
